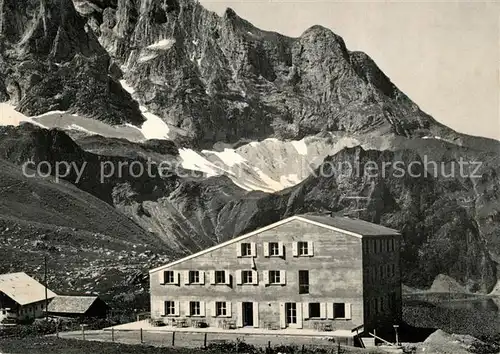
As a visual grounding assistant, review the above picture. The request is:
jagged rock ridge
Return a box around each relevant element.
[73,0,452,147]
[0,0,144,125]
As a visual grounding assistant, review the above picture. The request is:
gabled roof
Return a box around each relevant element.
[149,214,400,273]
[299,214,401,236]
[47,295,102,314]
[0,272,57,306]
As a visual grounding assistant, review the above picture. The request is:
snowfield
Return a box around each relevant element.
[146,38,176,51]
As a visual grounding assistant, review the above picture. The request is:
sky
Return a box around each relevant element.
[200,0,500,141]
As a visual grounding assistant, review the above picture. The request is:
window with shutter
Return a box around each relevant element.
[215,270,226,284]
[164,301,175,316]
[308,303,321,318]
[215,302,227,317]
[242,270,253,284]
[298,270,309,294]
[268,270,280,284]
[188,270,200,284]
[163,271,176,284]
[269,242,280,256]
[333,303,346,318]
[240,243,252,257]
[190,301,201,316]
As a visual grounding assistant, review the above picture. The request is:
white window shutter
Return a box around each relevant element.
[263,242,270,257]
[251,242,257,257]
[345,303,352,319]
[279,303,286,328]
[160,272,165,284]
[236,302,243,327]
[199,271,205,285]
[227,302,232,317]
[252,270,258,285]
[210,301,216,317]
[253,303,259,328]
[200,301,206,317]
[184,270,190,285]
[326,303,334,319]
[209,270,216,285]
[263,270,269,285]
[278,242,284,257]
[280,270,286,285]
[174,301,180,316]
[302,303,309,320]
[184,301,191,317]
[296,303,303,329]
[320,303,327,319]
[308,241,314,256]
[236,244,242,257]
[160,301,166,316]
[224,270,230,285]
[292,242,298,257]
[236,270,242,285]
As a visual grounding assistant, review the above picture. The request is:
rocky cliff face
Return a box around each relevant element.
[68,0,450,147]
[0,0,144,125]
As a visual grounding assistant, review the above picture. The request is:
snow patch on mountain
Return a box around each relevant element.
[147,38,176,51]
[201,148,247,167]
[181,134,403,192]
[178,149,220,177]
[138,53,159,63]
[0,103,47,128]
[292,139,308,155]
[119,80,170,140]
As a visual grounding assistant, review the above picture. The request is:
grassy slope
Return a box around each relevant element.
[0,158,173,302]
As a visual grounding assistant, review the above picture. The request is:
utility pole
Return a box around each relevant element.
[44,255,48,321]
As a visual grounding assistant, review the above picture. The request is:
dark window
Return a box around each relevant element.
[241,243,252,256]
[165,301,175,315]
[298,242,309,256]
[242,270,253,284]
[164,271,175,284]
[190,301,200,316]
[216,302,227,316]
[269,242,280,256]
[298,270,309,294]
[309,303,321,318]
[269,270,281,284]
[189,271,200,284]
[215,270,226,284]
[334,303,345,318]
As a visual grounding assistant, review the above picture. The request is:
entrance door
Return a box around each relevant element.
[285,303,297,326]
[242,302,254,327]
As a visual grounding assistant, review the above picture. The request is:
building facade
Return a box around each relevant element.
[0,272,57,323]
[149,214,401,338]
